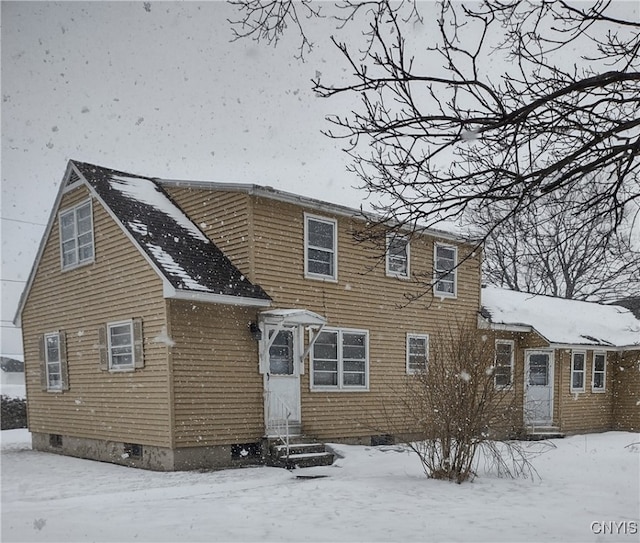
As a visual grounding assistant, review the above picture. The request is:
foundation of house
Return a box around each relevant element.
[31,432,264,471]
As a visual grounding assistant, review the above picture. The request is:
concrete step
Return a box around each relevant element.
[274,443,327,455]
[524,426,565,440]
[267,437,335,469]
[285,451,335,469]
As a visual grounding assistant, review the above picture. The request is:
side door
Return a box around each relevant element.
[524,350,554,425]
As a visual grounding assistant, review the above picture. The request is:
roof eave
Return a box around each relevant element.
[157,179,471,244]
[477,313,533,333]
[166,286,272,308]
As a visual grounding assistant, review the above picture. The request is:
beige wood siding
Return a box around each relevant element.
[168,300,264,446]
[248,196,483,440]
[612,351,640,431]
[556,349,615,433]
[21,185,172,446]
[164,187,253,280]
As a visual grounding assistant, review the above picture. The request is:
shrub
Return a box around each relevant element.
[1,395,27,430]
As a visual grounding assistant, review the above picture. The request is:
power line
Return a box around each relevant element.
[1,279,26,283]
[1,217,46,227]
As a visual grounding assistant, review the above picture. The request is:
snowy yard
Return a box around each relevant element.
[1,429,638,542]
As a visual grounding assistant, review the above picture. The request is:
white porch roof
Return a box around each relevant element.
[259,309,327,327]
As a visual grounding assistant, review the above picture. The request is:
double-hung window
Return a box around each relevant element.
[60,200,94,270]
[386,234,409,278]
[571,351,586,392]
[108,321,135,370]
[494,340,514,388]
[312,328,368,390]
[40,331,68,392]
[305,214,337,281]
[592,352,606,392]
[44,333,62,391]
[100,318,144,372]
[406,334,428,373]
[434,244,457,297]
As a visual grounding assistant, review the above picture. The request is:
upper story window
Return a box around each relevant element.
[592,352,606,392]
[406,334,428,373]
[434,244,457,297]
[571,351,586,392]
[494,340,514,388]
[305,214,337,281]
[60,200,94,270]
[311,328,368,390]
[386,234,409,278]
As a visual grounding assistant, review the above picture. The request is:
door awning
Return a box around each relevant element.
[259,309,326,327]
[259,309,327,373]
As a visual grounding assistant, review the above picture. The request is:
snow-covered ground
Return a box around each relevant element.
[1,429,638,542]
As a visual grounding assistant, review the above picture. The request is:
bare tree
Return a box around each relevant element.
[230,0,640,243]
[472,178,640,301]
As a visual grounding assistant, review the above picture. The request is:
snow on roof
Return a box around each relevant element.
[109,175,209,243]
[260,309,327,326]
[481,285,640,348]
[72,161,270,303]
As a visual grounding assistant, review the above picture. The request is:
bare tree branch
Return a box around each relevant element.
[229,0,640,300]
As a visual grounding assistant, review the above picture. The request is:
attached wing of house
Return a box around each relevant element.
[481,285,640,349]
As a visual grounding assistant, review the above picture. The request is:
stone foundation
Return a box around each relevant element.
[31,432,263,471]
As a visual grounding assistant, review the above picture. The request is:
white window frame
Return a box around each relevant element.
[406,333,428,374]
[59,199,94,270]
[107,320,135,371]
[571,350,586,393]
[386,233,410,278]
[304,213,338,281]
[592,352,606,393]
[494,340,515,389]
[434,243,457,297]
[311,327,369,391]
[44,332,62,391]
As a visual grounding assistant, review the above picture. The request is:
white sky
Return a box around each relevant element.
[1,1,375,358]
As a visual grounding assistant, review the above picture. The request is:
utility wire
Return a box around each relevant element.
[1,217,46,227]
[1,279,26,283]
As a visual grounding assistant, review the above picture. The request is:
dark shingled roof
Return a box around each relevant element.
[72,161,270,303]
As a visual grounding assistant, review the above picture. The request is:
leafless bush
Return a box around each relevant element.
[391,320,535,483]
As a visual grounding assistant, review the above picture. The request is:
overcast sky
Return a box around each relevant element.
[1,1,378,358]
[2,1,638,359]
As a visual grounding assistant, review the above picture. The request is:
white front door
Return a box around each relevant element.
[264,326,301,436]
[524,350,554,425]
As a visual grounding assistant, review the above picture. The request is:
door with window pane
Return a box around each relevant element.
[524,351,554,425]
[264,328,301,436]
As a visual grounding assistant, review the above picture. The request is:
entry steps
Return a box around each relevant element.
[524,425,565,440]
[267,437,335,469]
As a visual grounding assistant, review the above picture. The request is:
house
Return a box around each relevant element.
[15,160,640,471]
[15,160,484,470]
[480,286,640,435]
